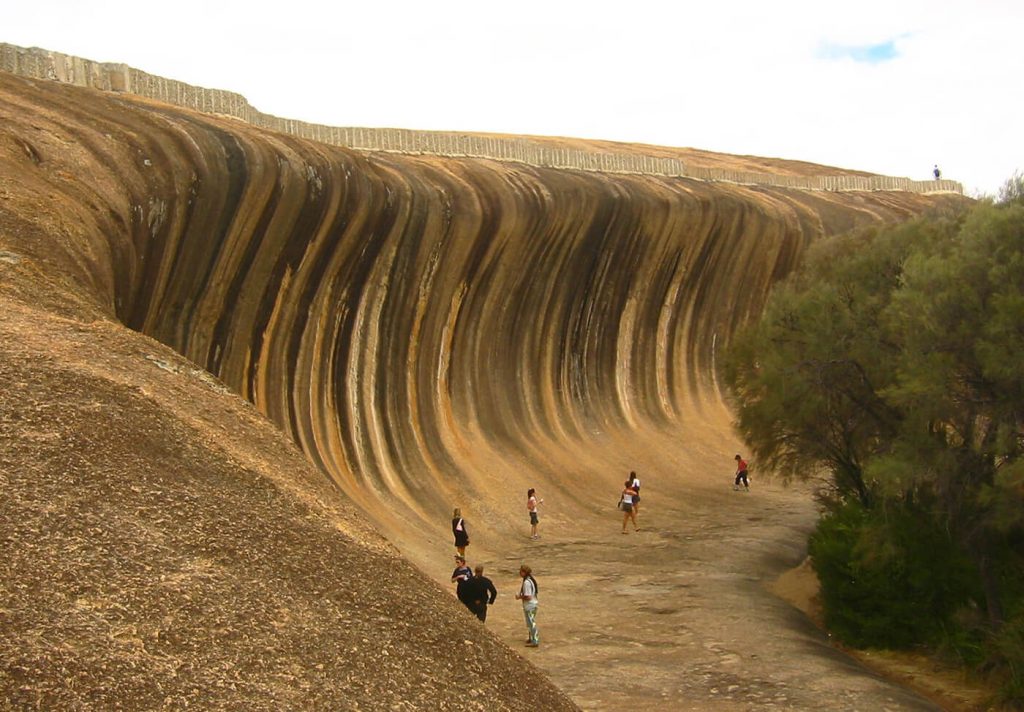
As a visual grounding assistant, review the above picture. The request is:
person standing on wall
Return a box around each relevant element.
[452,507,469,557]
[465,565,498,622]
[933,165,942,180]
[734,454,750,491]
[516,564,540,647]
[527,488,543,540]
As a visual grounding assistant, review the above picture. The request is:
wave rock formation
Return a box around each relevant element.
[0,55,967,709]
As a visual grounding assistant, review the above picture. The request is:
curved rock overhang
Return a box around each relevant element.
[0,70,970,546]
[0,67,971,708]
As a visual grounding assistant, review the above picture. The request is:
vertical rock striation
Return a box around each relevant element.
[0,68,967,708]
[0,71,967,542]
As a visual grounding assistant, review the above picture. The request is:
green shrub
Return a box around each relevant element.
[809,499,978,649]
[992,614,1024,708]
[990,543,1024,707]
[934,606,988,668]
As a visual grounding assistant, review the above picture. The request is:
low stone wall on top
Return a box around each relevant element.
[0,43,963,195]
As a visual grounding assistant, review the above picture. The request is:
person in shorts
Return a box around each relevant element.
[627,471,641,517]
[527,488,543,539]
[620,481,639,533]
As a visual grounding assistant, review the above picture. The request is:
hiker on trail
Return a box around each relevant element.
[451,555,474,612]
[620,480,639,533]
[627,471,641,517]
[516,564,540,647]
[465,565,498,622]
[452,508,469,556]
[527,488,543,539]
[933,165,942,180]
[734,454,750,491]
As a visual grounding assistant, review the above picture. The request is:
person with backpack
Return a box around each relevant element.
[451,507,469,556]
[515,564,540,647]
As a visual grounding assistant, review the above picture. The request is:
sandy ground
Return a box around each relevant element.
[428,475,960,711]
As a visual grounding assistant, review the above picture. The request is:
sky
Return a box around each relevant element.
[5,1,1022,196]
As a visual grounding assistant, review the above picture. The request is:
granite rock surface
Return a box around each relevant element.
[0,70,967,709]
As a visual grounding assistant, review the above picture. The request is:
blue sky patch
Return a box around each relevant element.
[819,39,900,64]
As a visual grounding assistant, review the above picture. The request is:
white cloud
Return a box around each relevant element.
[4,0,1022,194]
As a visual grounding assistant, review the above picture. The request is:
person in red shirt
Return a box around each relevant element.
[734,454,750,491]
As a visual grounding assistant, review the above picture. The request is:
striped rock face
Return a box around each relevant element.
[0,66,968,710]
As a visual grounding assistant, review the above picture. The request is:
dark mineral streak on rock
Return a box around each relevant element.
[1,72,586,711]
[0,68,968,710]
[0,72,970,523]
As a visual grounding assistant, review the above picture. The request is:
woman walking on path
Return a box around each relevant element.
[516,564,540,647]
[627,471,641,517]
[452,508,469,556]
[527,488,543,539]
[620,480,639,533]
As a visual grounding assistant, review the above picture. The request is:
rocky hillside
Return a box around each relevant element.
[0,66,967,709]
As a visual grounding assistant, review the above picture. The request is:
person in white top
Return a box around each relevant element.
[620,480,639,533]
[527,488,543,539]
[628,471,641,517]
[516,564,540,646]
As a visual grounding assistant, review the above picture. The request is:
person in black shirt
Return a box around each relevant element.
[451,555,474,612]
[465,565,498,622]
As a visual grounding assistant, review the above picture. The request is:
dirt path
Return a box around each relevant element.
[451,478,940,711]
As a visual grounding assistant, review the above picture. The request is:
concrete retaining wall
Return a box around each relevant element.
[0,43,963,195]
